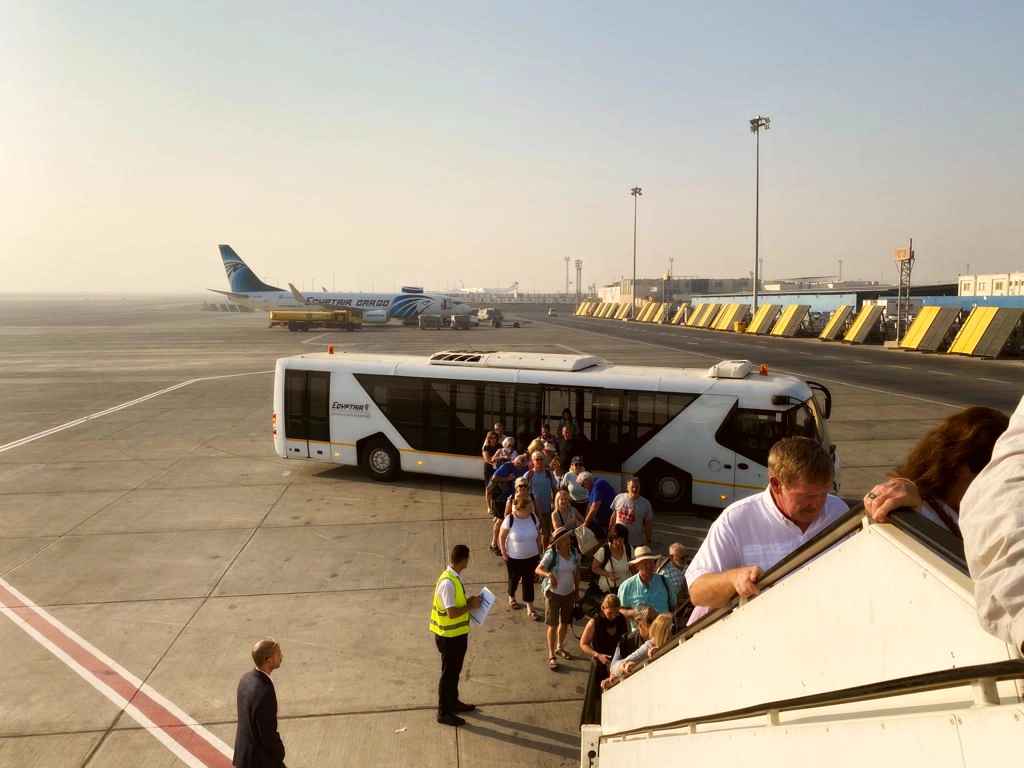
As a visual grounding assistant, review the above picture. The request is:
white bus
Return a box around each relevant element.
[272,349,837,511]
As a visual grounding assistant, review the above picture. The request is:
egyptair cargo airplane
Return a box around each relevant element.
[209,245,471,324]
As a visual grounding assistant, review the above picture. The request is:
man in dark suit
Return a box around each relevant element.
[233,638,287,768]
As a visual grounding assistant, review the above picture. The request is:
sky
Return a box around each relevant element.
[1,2,1021,294]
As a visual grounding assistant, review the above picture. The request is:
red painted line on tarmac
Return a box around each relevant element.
[0,579,232,768]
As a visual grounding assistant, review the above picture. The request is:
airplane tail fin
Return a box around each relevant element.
[218,245,284,292]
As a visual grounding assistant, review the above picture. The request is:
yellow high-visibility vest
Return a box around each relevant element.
[429,569,470,637]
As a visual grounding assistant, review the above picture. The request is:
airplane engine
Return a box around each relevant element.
[362,309,389,325]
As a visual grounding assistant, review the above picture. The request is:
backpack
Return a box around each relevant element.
[503,509,540,532]
[597,542,633,570]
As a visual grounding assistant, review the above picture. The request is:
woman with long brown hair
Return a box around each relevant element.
[888,406,1009,537]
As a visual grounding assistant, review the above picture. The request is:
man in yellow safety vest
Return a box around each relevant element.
[430,544,482,726]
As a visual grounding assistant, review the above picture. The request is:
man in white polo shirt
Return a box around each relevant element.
[685,437,848,625]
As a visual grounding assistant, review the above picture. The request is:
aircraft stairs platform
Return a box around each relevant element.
[582,509,1024,767]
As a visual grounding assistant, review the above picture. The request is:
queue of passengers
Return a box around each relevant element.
[478,400,1024,724]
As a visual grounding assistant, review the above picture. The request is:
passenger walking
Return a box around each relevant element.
[862,406,1008,537]
[611,476,653,548]
[526,450,559,549]
[549,456,565,486]
[552,489,585,532]
[233,638,287,768]
[579,471,617,543]
[617,546,676,626]
[536,526,582,670]
[481,430,500,513]
[590,523,632,596]
[579,594,629,726]
[560,457,590,517]
[604,604,657,687]
[430,544,482,727]
[557,425,587,470]
[558,408,580,436]
[686,437,847,626]
[605,613,673,684]
[500,478,544,620]
[658,542,690,609]
[488,453,530,554]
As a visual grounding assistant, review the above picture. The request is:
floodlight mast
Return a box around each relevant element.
[749,115,771,313]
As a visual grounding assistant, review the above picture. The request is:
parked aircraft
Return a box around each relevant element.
[457,280,519,295]
[210,245,471,322]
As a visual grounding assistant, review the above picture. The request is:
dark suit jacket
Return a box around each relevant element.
[233,669,287,768]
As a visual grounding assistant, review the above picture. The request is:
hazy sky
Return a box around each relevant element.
[2,2,1021,293]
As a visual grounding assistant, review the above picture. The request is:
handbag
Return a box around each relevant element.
[574,525,600,556]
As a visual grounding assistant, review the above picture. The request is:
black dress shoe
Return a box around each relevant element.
[437,712,466,727]
[453,701,476,712]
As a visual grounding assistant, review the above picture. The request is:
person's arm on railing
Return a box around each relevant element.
[688,566,763,609]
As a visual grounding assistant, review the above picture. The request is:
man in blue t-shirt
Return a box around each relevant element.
[578,472,618,543]
[487,454,530,554]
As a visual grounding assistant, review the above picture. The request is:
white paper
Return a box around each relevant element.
[469,586,495,626]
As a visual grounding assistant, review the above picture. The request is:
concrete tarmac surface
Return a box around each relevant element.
[0,295,1017,768]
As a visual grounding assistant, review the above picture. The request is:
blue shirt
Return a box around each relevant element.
[492,461,527,505]
[617,572,676,619]
[589,477,618,526]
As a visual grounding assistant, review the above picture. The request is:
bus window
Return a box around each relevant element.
[716,403,820,468]
[513,385,542,450]
[356,374,425,449]
[480,380,515,448]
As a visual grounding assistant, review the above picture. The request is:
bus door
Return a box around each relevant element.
[685,394,746,507]
[283,369,332,460]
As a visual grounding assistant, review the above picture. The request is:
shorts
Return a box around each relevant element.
[545,589,575,626]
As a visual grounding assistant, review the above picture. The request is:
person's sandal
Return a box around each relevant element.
[548,656,559,671]
[527,609,542,621]
[509,598,522,610]
[555,647,573,660]
[489,544,500,555]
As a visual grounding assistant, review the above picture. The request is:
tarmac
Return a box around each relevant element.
[0,295,1012,768]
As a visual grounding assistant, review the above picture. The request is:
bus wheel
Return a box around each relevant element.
[638,459,691,511]
[364,438,398,481]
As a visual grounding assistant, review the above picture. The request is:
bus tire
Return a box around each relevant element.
[363,438,398,481]
[638,459,692,512]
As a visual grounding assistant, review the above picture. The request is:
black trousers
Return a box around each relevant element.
[435,633,468,715]
[506,554,540,603]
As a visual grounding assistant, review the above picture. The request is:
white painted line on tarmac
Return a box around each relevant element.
[927,371,955,376]
[0,371,271,455]
[301,333,330,344]
[980,377,1010,384]
[0,577,232,767]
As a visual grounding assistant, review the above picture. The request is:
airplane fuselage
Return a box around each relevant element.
[211,289,466,320]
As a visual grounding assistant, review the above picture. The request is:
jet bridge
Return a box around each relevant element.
[584,509,1024,767]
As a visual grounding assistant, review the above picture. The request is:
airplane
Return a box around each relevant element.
[210,245,471,323]
[457,280,520,295]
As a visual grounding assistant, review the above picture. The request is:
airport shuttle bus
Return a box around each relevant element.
[272,349,837,510]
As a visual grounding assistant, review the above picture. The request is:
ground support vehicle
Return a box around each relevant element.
[268,309,363,332]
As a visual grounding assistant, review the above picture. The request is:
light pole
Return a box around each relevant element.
[749,115,770,313]
[630,186,642,319]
